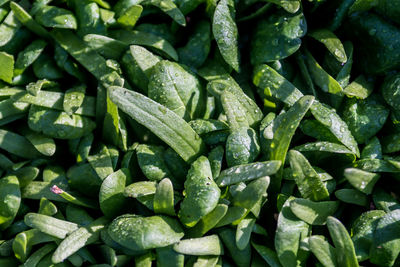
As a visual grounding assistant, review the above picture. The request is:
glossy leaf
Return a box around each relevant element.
[148,60,204,121]
[52,217,109,263]
[269,95,315,191]
[309,235,337,267]
[109,86,205,163]
[99,169,130,218]
[0,175,20,230]
[326,216,359,267]
[212,0,239,71]
[275,197,310,267]
[369,210,400,267]
[108,214,183,251]
[290,198,339,225]
[343,168,380,194]
[179,156,220,227]
[251,10,306,64]
[309,29,347,63]
[173,235,223,256]
[288,150,330,201]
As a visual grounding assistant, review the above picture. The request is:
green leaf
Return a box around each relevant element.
[361,137,382,159]
[225,127,260,167]
[251,10,306,64]
[252,242,282,267]
[0,175,20,230]
[147,0,186,26]
[124,181,157,198]
[108,214,184,251]
[309,235,337,267]
[373,188,400,213]
[219,227,251,267]
[186,203,228,238]
[236,216,256,250]
[109,30,178,61]
[10,1,50,38]
[0,51,14,84]
[269,95,315,191]
[326,216,359,267]
[342,95,389,144]
[24,213,78,239]
[221,90,249,130]
[0,129,41,159]
[178,20,211,69]
[266,0,300,13]
[14,39,47,76]
[300,120,340,143]
[303,49,343,95]
[207,78,263,128]
[216,160,280,186]
[117,5,142,28]
[290,198,339,225]
[156,246,184,267]
[52,217,109,263]
[212,0,240,71]
[99,169,130,218]
[351,210,385,261]
[232,176,269,211]
[309,29,347,63]
[153,178,175,216]
[208,145,224,179]
[121,45,161,94]
[310,101,360,157]
[343,75,373,99]
[288,150,330,201]
[382,73,400,110]
[352,159,400,173]
[23,243,57,267]
[335,189,368,206]
[87,145,114,180]
[253,64,304,107]
[136,144,173,181]
[173,235,223,256]
[35,6,78,29]
[51,29,117,82]
[179,156,220,227]
[193,256,219,267]
[148,60,205,121]
[369,210,400,266]
[382,133,400,154]
[109,86,205,163]
[343,168,380,194]
[12,229,57,262]
[12,90,96,117]
[275,197,310,267]
[25,131,56,157]
[63,85,86,115]
[38,197,58,216]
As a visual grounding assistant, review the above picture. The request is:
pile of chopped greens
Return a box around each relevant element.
[1,0,400,266]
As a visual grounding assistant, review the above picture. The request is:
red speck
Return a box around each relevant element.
[51,185,64,194]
